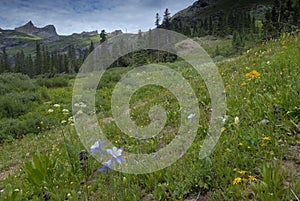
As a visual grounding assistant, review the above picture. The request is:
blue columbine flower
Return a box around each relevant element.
[98,159,113,172]
[106,147,125,164]
[90,141,104,154]
[188,113,195,122]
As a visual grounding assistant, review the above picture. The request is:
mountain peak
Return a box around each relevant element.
[15,21,58,38]
[26,20,34,26]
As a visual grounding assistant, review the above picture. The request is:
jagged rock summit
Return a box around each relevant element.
[15,21,58,38]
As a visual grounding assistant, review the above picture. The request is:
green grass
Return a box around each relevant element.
[0,32,300,200]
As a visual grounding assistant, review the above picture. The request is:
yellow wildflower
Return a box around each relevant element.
[262,136,270,141]
[233,177,242,184]
[238,170,247,175]
[245,70,260,79]
[260,143,265,147]
[221,127,226,133]
[52,144,57,151]
[248,175,257,181]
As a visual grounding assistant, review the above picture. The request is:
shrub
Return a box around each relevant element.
[36,77,69,88]
[0,73,36,95]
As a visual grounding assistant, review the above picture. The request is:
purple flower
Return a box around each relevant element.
[98,159,113,172]
[188,113,195,122]
[90,141,104,154]
[106,147,125,164]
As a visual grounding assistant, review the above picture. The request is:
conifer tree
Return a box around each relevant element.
[1,48,9,72]
[155,13,160,28]
[133,30,147,66]
[100,30,107,43]
[162,8,171,29]
[35,42,42,75]
[89,41,95,53]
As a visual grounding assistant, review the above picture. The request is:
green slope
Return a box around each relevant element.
[0,32,299,200]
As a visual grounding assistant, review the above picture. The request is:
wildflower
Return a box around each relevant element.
[261,143,265,147]
[262,136,270,141]
[245,70,260,79]
[266,61,271,65]
[248,175,257,181]
[40,121,43,124]
[99,159,113,172]
[79,150,88,161]
[238,142,243,146]
[68,116,74,123]
[188,113,195,122]
[61,120,67,124]
[106,147,125,164]
[48,109,54,113]
[273,104,279,115]
[221,115,228,123]
[42,191,50,201]
[52,144,57,151]
[234,116,239,125]
[233,177,242,184]
[53,104,60,107]
[62,109,69,114]
[221,127,226,133]
[90,141,104,154]
[238,170,247,175]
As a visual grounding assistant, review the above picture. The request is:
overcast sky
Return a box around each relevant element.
[0,0,196,35]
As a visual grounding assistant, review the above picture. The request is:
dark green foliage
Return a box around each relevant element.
[0,92,40,118]
[0,47,10,73]
[0,73,36,95]
[162,8,171,29]
[155,13,160,27]
[100,29,107,43]
[263,0,300,39]
[36,76,69,88]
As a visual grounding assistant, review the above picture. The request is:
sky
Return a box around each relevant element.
[0,0,196,35]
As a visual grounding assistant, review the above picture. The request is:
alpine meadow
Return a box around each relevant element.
[0,0,299,200]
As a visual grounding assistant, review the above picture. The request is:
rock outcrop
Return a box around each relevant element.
[15,21,58,38]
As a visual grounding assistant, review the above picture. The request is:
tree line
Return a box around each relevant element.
[0,41,95,77]
[156,0,300,49]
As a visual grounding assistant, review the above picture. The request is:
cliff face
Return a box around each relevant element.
[15,21,58,38]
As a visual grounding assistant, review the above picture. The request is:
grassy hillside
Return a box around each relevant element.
[0,32,299,200]
[0,30,100,55]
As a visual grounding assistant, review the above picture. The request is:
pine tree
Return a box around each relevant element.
[133,30,147,66]
[100,30,107,43]
[35,42,42,75]
[293,0,300,26]
[162,8,171,29]
[155,13,160,28]
[26,54,34,77]
[2,47,10,72]
[89,41,95,53]
[67,45,76,74]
